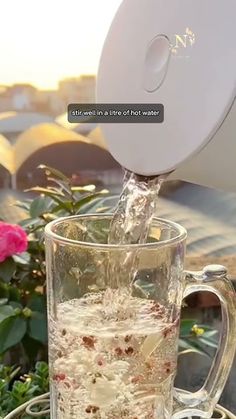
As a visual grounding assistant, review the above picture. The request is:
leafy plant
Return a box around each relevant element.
[0,165,110,367]
[0,361,49,417]
[0,317,217,417]
[179,319,218,357]
[0,165,218,415]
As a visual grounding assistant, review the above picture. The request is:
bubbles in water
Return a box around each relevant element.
[50,292,179,419]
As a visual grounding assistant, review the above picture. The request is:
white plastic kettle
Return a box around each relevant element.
[97,0,236,191]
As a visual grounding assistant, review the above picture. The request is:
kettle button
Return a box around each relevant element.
[144,35,171,93]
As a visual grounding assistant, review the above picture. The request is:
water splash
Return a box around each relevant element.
[109,171,166,245]
[107,171,166,288]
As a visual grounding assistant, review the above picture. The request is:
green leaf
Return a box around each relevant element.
[0,282,9,300]
[0,258,16,283]
[74,192,108,212]
[0,317,27,354]
[30,225,46,235]
[198,337,218,349]
[22,335,43,364]
[41,213,58,223]
[30,196,52,218]
[47,177,71,194]
[13,252,31,265]
[178,338,209,357]
[8,301,23,310]
[27,294,46,313]
[38,164,69,182]
[95,206,110,213]
[14,200,32,211]
[71,185,96,193]
[203,330,218,338]
[26,185,65,197]
[30,193,73,214]
[78,199,106,215]
[28,312,47,344]
[0,305,15,322]
[30,361,49,394]
[35,361,48,374]
[197,324,216,330]
[50,199,73,213]
[0,298,8,306]
[178,338,193,350]
[179,319,196,337]
[182,338,211,357]
[178,348,208,357]
[0,364,21,382]
[19,218,43,229]
[8,287,21,302]
[11,379,39,406]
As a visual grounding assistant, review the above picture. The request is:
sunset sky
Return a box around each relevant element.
[0,0,122,89]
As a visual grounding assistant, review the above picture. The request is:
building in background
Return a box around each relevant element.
[0,86,14,112]
[34,90,64,115]
[9,84,37,111]
[0,75,96,116]
[58,75,96,105]
[0,75,121,192]
[0,84,37,112]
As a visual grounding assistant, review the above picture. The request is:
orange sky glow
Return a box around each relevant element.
[0,0,122,89]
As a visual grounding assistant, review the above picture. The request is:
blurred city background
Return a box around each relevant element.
[0,0,235,307]
[0,0,123,193]
[0,74,123,191]
[1,0,236,259]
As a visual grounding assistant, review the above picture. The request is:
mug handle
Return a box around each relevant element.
[173,265,236,419]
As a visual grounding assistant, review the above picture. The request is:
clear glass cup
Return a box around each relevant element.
[45,215,236,419]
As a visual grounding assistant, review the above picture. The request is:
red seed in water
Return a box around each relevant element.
[163,327,172,338]
[145,361,152,369]
[115,347,123,356]
[164,361,171,368]
[153,313,164,319]
[85,405,99,414]
[150,303,160,312]
[53,373,66,381]
[131,375,143,384]
[82,336,96,349]
[125,346,134,355]
[164,361,171,374]
[85,406,92,413]
[92,406,99,413]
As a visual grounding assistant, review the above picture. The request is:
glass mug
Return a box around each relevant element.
[45,215,236,419]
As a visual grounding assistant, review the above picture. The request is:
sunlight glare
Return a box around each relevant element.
[0,0,122,88]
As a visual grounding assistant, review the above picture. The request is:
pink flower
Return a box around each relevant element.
[0,222,28,263]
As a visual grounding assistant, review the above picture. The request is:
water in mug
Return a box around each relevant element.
[49,172,179,418]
